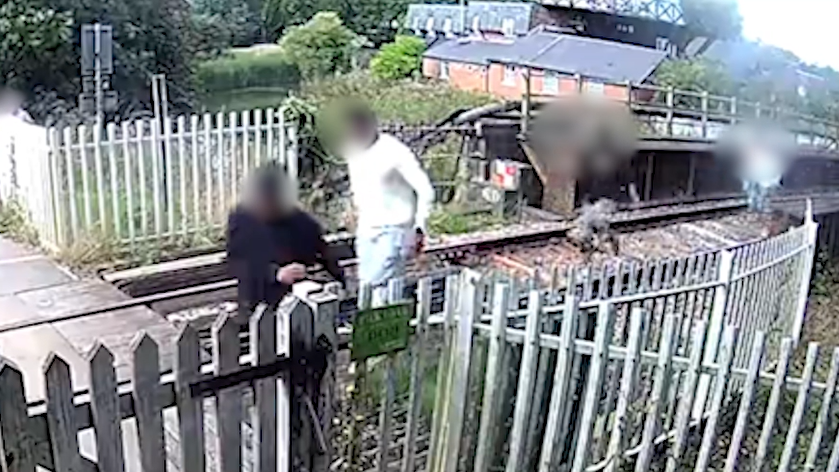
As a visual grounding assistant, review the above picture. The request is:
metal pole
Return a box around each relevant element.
[94,23,103,127]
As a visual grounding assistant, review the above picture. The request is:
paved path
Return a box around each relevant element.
[0,237,177,402]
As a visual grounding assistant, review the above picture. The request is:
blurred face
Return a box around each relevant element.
[345,114,377,152]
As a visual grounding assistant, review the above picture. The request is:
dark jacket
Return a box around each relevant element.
[226,206,344,313]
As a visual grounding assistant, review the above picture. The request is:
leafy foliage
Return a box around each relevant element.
[278,12,365,81]
[0,0,72,89]
[195,47,300,95]
[299,72,493,125]
[680,0,743,40]
[261,0,409,45]
[370,35,425,81]
[193,0,262,47]
[655,58,733,95]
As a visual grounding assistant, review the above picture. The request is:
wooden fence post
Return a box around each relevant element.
[693,250,733,419]
[440,270,480,472]
[294,281,340,472]
[0,357,37,472]
[793,205,819,344]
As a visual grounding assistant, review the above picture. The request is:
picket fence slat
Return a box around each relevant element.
[604,307,643,472]
[44,355,84,472]
[251,305,278,472]
[723,330,765,472]
[505,290,543,472]
[89,344,125,472]
[376,280,402,472]
[807,347,839,470]
[441,271,479,472]
[428,275,460,472]
[403,278,432,472]
[0,360,37,472]
[571,303,613,472]
[754,338,794,472]
[694,325,737,472]
[539,270,579,472]
[664,320,707,472]
[475,283,510,472]
[175,325,205,472]
[635,314,677,472]
[213,314,243,472]
[778,342,819,472]
[131,333,166,472]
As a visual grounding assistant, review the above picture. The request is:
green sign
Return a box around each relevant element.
[351,302,413,360]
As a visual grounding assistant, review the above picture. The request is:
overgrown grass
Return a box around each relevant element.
[300,72,495,125]
[428,209,506,236]
[0,200,39,246]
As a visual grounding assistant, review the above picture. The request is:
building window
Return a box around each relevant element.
[503,65,516,85]
[440,61,450,80]
[656,37,670,51]
[616,23,634,34]
[443,18,454,37]
[544,71,559,94]
[412,17,421,34]
[502,18,515,37]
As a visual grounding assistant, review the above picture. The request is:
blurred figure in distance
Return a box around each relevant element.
[343,103,434,305]
[226,162,344,319]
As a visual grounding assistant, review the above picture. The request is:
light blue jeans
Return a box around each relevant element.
[356,225,414,306]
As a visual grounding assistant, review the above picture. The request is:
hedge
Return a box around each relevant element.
[195,50,302,95]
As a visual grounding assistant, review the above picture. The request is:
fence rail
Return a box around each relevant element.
[46,108,298,249]
[0,202,823,472]
[524,73,839,148]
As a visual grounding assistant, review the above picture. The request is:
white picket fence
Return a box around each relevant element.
[0,108,298,251]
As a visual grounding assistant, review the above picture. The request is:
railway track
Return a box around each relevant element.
[9,190,819,338]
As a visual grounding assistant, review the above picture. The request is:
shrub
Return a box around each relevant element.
[370,35,426,81]
[195,48,301,95]
[277,12,366,81]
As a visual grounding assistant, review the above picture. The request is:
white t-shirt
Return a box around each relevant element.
[345,134,434,234]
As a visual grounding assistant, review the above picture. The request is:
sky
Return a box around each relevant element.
[738,0,839,70]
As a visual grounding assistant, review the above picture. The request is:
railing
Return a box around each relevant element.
[44,108,298,250]
[0,209,820,472]
[522,72,839,149]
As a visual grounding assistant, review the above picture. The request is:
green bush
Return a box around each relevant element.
[278,12,365,81]
[195,49,301,95]
[370,35,426,81]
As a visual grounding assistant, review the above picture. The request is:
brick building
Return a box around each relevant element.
[421,27,667,100]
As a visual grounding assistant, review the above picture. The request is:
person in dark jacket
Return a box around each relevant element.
[226,163,344,319]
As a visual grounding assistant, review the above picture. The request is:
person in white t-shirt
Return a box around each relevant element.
[342,105,434,303]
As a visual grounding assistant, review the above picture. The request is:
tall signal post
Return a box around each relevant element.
[80,24,117,127]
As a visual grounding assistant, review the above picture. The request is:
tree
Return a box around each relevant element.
[30,0,202,114]
[680,0,743,40]
[370,35,425,80]
[655,58,733,95]
[0,1,72,89]
[193,0,262,46]
[278,12,365,81]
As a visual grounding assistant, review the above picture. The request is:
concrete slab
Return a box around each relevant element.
[0,237,38,260]
[0,325,87,402]
[0,259,72,296]
[0,294,47,329]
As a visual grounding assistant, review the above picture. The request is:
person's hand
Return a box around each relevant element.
[277,263,306,284]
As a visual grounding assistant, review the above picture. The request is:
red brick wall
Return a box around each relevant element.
[424,58,632,101]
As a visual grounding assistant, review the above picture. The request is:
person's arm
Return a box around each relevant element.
[226,210,280,288]
[394,144,435,234]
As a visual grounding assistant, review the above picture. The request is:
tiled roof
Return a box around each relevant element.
[405,1,536,36]
[424,30,667,82]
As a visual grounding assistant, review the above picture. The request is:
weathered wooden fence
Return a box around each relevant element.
[44,108,298,250]
[0,215,822,472]
[0,282,340,472]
